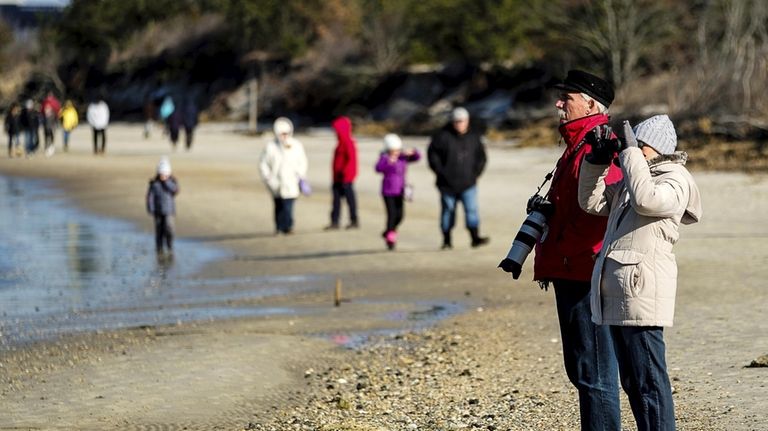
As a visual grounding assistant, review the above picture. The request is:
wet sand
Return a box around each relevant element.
[1,123,766,430]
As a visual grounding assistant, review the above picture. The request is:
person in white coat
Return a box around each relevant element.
[259,117,308,234]
[578,115,702,431]
[86,99,110,154]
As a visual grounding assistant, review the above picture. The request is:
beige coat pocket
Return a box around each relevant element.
[604,249,645,298]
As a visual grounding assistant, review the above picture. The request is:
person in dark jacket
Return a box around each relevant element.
[427,107,489,249]
[146,157,179,255]
[182,98,198,150]
[325,116,359,230]
[530,69,624,431]
[20,100,41,155]
[5,102,21,157]
[167,103,182,150]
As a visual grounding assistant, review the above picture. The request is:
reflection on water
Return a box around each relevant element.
[0,176,326,347]
[67,223,99,277]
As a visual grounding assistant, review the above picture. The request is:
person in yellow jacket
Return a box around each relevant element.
[59,100,79,152]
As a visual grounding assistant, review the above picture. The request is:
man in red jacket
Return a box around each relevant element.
[325,116,359,229]
[532,70,623,430]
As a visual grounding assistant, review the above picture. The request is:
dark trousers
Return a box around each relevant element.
[7,133,19,156]
[184,126,194,149]
[154,214,175,252]
[330,182,357,225]
[553,280,621,431]
[273,197,295,233]
[611,326,675,431]
[92,128,106,153]
[44,127,54,149]
[170,127,180,147]
[383,195,404,232]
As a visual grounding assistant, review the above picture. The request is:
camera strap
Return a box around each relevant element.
[538,137,587,199]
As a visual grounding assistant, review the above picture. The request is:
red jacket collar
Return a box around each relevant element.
[558,114,609,148]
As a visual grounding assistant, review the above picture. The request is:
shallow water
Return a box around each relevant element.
[0,176,328,347]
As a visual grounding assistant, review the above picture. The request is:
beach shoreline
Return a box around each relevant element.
[1,123,766,430]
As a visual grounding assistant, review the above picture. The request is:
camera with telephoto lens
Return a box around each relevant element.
[498,194,554,279]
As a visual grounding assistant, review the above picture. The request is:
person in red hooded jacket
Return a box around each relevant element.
[325,116,359,229]
[530,70,624,431]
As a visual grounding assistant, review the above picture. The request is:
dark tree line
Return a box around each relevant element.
[2,0,766,118]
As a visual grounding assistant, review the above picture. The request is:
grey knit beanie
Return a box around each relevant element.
[632,114,677,155]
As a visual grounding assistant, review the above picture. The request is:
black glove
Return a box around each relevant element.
[585,124,620,165]
[526,194,554,216]
[614,120,638,151]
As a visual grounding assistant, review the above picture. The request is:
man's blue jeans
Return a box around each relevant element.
[554,280,621,431]
[611,326,675,431]
[439,185,479,232]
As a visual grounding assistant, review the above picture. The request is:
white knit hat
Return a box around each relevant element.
[157,157,172,175]
[384,133,402,151]
[452,107,469,121]
[633,114,677,155]
[273,117,293,136]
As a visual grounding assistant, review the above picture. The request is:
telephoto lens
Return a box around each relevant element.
[498,210,548,279]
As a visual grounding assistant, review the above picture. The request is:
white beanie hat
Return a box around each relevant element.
[157,156,172,175]
[452,107,469,121]
[633,114,677,155]
[273,117,293,136]
[384,133,402,151]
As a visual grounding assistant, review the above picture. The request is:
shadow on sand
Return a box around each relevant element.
[186,232,281,242]
[234,247,443,262]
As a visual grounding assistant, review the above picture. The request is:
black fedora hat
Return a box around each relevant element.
[553,70,614,108]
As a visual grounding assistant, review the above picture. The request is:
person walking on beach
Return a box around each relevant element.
[41,92,61,156]
[182,98,198,151]
[167,104,182,150]
[375,133,420,250]
[20,99,41,156]
[59,100,79,152]
[579,115,702,431]
[159,95,175,135]
[86,98,110,155]
[5,102,22,158]
[259,117,308,235]
[325,116,359,230]
[530,69,623,430]
[427,107,489,249]
[143,94,156,139]
[146,157,179,255]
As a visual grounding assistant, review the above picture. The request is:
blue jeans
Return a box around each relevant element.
[554,280,621,431]
[273,197,295,233]
[439,185,479,232]
[25,130,37,154]
[611,326,675,431]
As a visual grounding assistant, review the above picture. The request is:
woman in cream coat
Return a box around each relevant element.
[579,115,702,431]
[259,117,308,234]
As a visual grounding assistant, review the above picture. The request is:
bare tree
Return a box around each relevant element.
[572,0,673,88]
[690,0,768,116]
[360,0,411,74]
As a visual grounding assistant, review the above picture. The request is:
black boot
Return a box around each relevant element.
[469,227,489,248]
[441,231,452,250]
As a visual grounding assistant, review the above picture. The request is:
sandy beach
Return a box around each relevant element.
[1,123,766,430]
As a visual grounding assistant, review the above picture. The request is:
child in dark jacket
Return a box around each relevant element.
[146,157,179,255]
[375,134,420,250]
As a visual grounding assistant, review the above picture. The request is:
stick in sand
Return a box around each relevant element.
[335,278,342,307]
